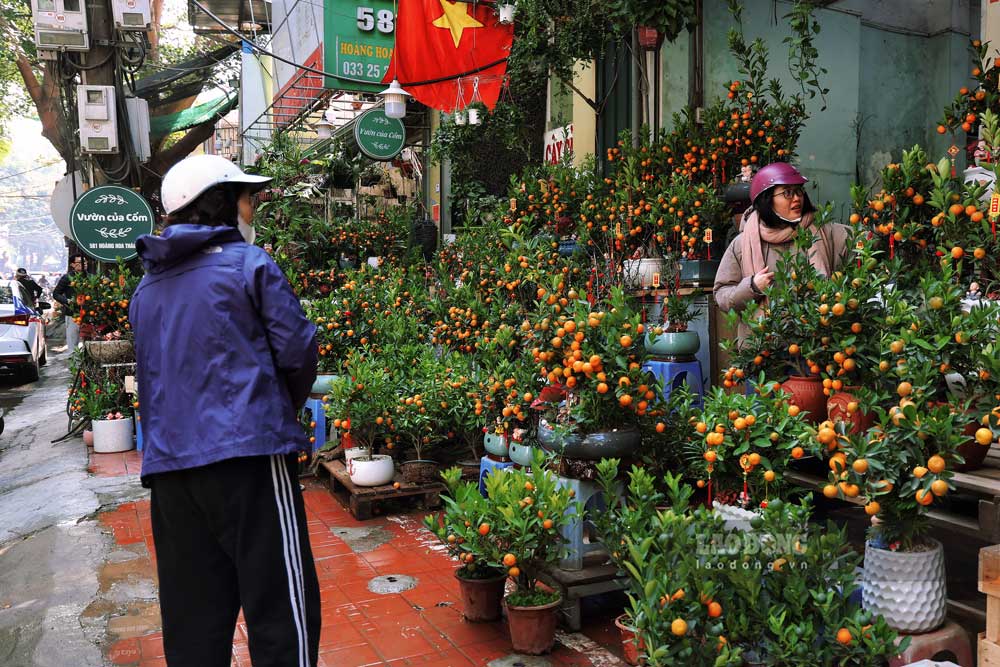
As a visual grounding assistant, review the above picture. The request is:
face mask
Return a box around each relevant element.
[237,213,256,245]
[776,212,802,226]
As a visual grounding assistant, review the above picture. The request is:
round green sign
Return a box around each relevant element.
[354,109,405,160]
[70,185,155,262]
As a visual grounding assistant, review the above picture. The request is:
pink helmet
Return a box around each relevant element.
[750,162,808,204]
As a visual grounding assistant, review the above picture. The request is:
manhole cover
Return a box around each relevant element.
[367,574,418,594]
[329,525,393,553]
[487,656,552,667]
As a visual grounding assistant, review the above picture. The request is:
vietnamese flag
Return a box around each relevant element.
[384,0,514,113]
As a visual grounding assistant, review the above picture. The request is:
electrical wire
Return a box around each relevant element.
[0,161,62,183]
[189,0,509,88]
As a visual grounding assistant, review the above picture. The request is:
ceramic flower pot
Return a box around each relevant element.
[826,387,875,435]
[508,439,536,466]
[497,3,516,24]
[622,258,664,290]
[348,455,395,487]
[615,614,644,665]
[644,330,700,357]
[505,595,562,655]
[399,460,439,485]
[84,339,134,363]
[862,539,946,633]
[92,418,134,453]
[780,375,826,424]
[712,500,760,533]
[955,419,991,472]
[455,569,506,622]
[536,420,640,460]
[636,25,664,50]
[483,431,509,458]
[344,447,366,463]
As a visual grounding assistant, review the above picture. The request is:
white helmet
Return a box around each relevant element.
[161,154,272,215]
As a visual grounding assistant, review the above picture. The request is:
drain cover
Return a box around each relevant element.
[329,525,393,553]
[367,574,418,594]
[487,656,552,667]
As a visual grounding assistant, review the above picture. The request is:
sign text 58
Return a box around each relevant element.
[356,6,394,33]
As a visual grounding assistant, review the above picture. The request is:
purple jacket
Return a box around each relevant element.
[130,224,317,480]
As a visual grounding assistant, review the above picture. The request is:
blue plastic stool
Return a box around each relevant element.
[479,455,516,497]
[644,358,705,407]
[302,397,327,451]
[555,475,620,570]
[135,413,143,452]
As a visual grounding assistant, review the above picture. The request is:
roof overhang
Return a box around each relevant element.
[188,0,272,35]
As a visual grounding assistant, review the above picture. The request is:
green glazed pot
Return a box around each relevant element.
[644,330,700,357]
[310,373,339,396]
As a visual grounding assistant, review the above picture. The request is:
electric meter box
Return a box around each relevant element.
[31,0,89,53]
[78,85,119,154]
[112,0,151,31]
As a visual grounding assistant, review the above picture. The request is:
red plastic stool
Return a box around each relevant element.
[888,620,972,667]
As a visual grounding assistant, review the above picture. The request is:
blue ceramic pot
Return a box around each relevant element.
[508,439,536,466]
[483,431,509,458]
[310,373,339,396]
[536,420,640,460]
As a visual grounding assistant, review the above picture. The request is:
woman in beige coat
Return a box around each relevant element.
[714,162,850,342]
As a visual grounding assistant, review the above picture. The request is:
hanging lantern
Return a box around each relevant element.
[379,79,410,119]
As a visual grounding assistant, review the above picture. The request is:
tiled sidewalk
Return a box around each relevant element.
[89,449,626,667]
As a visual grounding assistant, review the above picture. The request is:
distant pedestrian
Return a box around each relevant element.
[52,256,85,351]
[15,268,43,309]
[129,154,320,667]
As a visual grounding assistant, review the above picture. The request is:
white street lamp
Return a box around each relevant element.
[379,79,410,119]
[315,119,334,139]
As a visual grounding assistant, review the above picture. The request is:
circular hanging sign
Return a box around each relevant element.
[69,185,155,262]
[354,108,406,160]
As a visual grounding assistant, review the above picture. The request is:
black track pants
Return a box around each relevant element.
[149,453,321,667]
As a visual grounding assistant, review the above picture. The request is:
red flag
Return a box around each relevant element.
[384,0,513,113]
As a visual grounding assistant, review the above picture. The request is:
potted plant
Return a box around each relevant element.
[76,376,135,453]
[496,1,516,25]
[424,467,507,622]
[393,352,449,484]
[480,452,578,654]
[530,286,657,460]
[645,260,701,357]
[326,351,396,487]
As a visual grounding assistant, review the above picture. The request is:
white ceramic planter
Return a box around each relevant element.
[348,455,395,487]
[622,258,664,289]
[344,447,366,463]
[93,418,134,453]
[712,501,759,532]
[862,539,946,633]
[468,108,481,125]
[454,110,468,126]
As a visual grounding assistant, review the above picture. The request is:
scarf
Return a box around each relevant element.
[740,209,833,280]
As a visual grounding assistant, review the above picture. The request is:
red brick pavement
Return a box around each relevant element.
[90,449,626,666]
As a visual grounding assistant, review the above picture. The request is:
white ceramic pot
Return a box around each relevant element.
[454,110,468,126]
[497,3,516,24]
[92,418,134,453]
[344,447,366,463]
[712,501,759,532]
[366,256,381,268]
[468,108,481,125]
[862,539,946,633]
[348,454,395,487]
[622,258,664,289]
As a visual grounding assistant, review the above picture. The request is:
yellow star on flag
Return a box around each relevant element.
[432,0,484,48]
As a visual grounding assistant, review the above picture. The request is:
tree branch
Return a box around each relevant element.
[556,74,598,113]
[148,117,219,176]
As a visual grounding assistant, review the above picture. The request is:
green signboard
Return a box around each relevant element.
[324,0,396,93]
[354,109,406,160]
[69,186,155,262]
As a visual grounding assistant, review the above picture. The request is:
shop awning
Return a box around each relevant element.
[150,95,239,138]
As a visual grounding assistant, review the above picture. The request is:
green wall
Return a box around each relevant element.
[658,0,975,215]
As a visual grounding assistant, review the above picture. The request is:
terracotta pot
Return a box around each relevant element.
[455,570,506,622]
[955,420,990,472]
[780,376,826,424]
[826,387,875,435]
[83,429,94,447]
[505,595,561,655]
[615,613,644,665]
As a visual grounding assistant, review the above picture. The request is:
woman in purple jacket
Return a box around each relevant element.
[130,154,320,667]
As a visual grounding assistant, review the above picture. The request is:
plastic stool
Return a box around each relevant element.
[134,413,143,452]
[644,358,705,407]
[302,397,327,451]
[479,455,516,497]
[889,620,972,667]
[555,476,618,571]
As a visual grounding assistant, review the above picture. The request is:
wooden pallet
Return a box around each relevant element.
[981,545,1000,666]
[318,459,444,521]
